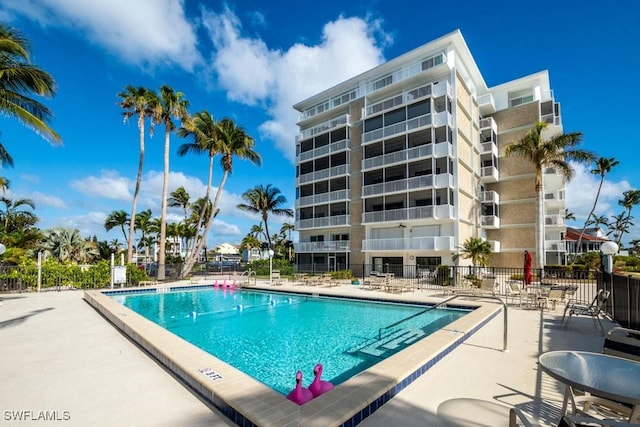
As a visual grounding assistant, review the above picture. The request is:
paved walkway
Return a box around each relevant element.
[0,284,615,426]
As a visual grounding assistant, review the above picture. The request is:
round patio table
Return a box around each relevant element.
[539,351,640,423]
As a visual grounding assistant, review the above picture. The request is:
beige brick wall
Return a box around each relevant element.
[499,202,536,225]
[491,179,536,202]
[455,74,472,117]
[458,191,475,223]
[457,110,472,144]
[492,102,539,132]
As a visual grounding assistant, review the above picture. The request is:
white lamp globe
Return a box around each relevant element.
[600,241,618,255]
[0,243,6,255]
[268,249,274,257]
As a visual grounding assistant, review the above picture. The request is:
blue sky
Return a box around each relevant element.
[1,0,639,248]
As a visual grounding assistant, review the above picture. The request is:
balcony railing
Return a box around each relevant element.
[545,240,567,252]
[480,191,500,204]
[364,52,447,96]
[299,88,358,121]
[362,113,432,145]
[294,241,351,252]
[545,214,565,227]
[477,93,496,114]
[295,189,349,208]
[297,164,349,185]
[298,114,349,141]
[362,236,454,251]
[362,204,455,223]
[362,175,434,198]
[544,189,565,203]
[481,215,500,228]
[362,144,432,171]
[295,214,350,230]
[479,116,497,131]
[481,165,499,182]
[297,139,349,162]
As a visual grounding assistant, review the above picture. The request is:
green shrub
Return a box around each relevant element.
[246,259,294,276]
[330,270,353,280]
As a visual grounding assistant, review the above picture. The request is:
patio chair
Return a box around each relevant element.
[563,290,610,334]
[603,327,640,362]
[509,407,637,427]
[544,288,566,310]
[506,281,525,306]
[478,276,498,295]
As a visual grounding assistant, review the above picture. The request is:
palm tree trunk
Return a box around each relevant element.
[182,170,228,276]
[536,187,545,270]
[126,114,145,264]
[185,155,214,265]
[157,130,170,280]
[573,178,604,264]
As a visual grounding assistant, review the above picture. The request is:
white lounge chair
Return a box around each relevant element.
[603,326,640,362]
[563,290,610,334]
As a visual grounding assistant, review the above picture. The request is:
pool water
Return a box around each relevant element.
[115,288,467,394]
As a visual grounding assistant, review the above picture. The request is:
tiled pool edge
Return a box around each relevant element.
[85,287,501,426]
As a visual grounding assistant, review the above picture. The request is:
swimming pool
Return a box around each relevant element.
[85,284,502,426]
[114,288,467,394]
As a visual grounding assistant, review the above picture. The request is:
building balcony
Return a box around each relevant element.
[488,240,500,253]
[477,93,496,115]
[434,140,453,158]
[362,236,454,251]
[480,190,500,204]
[543,167,564,190]
[544,189,565,209]
[362,204,455,223]
[362,113,434,145]
[297,138,349,162]
[362,173,454,198]
[297,164,349,185]
[364,82,434,117]
[298,88,358,123]
[544,214,565,227]
[479,116,497,132]
[481,165,499,182]
[362,144,432,171]
[297,114,349,142]
[545,240,567,252]
[481,215,500,229]
[294,241,351,253]
[295,189,349,209]
[295,214,350,230]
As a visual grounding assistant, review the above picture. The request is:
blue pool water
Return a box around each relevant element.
[114,288,468,394]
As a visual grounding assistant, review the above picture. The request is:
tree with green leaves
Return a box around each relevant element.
[505,121,594,268]
[236,184,294,251]
[134,209,154,261]
[104,209,130,243]
[150,85,189,279]
[168,186,191,220]
[453,237,492,267]
[617,190,640,246]
[118,85,157,263]
[0,196,36,234]
[0,24,61,162]
[181,118,261,276]
[40,227,99,263]
[573,157,619,262]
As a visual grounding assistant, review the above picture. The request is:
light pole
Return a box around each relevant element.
[600,241,618,285]
[268,249,274,285]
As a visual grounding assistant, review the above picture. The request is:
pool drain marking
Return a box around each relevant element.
[199,367,223,381]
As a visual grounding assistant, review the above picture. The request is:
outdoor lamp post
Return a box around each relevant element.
[268,249,274,285]
[600,240,618,288]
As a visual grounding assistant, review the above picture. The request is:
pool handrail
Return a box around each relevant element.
[377,294,508,351]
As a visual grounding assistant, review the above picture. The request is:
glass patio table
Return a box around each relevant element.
[539,351,640,423]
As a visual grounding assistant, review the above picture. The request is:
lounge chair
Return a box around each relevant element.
[563,290,610,334]
[509,407,637,427]
[544,288,566,310]
[478,276,498,295]
[603,326,640,362]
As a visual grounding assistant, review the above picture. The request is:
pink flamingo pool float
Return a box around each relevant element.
[309,363,334,397]
[286,371,313,405]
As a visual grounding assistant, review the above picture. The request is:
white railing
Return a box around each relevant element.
[481,166,499,181]
[478,93,496,112]
[544,189,565,203]
[433,205,455,219]
[364,83,434,117]
[363,236,454,251]
[433,111,452,127]
[294,241,351,252]
[295,189,349,208]
[434,173,454,188]
[481,140,498,156]
[295,214,350,230]
[364,52,446,95]
[545,215,565,226]
[481,215,500,228]
[297,164,349,185]
[480,191,500,204]
[300,89,358,121]
[545,240,567,251]
[362,113,431,144]
[299,114,349,140]
[297,139,349,162]
[362,175,433,197]
[434,141,453,157]
[362,205,454,223]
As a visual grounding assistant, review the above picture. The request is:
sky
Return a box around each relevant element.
[1,0,639,249]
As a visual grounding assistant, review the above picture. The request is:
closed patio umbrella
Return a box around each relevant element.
[524,250,533,287]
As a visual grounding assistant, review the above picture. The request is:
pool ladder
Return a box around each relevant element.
[377,294,508,351]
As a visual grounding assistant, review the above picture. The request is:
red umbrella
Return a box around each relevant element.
[524,250,533,287]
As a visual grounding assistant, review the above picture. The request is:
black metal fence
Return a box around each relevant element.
[600,272,640,330]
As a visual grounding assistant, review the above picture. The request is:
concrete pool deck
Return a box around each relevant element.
[0,281,615,426]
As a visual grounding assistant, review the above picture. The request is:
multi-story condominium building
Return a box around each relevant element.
[293,30,565,273]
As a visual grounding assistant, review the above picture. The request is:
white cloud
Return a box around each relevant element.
[55,211,107,238]
[31,191,67,209]
[1,0,200,70]
[69,170,132,201]
[202,10,387,162]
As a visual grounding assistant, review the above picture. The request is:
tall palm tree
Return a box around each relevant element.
[0,24,61,157]
[150,85,189,280]
[168,186,191,220]
[0,196,36,233]
[249,222,267,242]
[588,213,610,231]
[181,118,261,275]
[134,209,153,261]
[118,85,157,263]
[104,209,130,243]
[617,189,640,246]
[609,211,633,246]
[236,184,294,251]
[505,121,594,268]
[0,133,14,168]
[0,177,9,194]
[573,157,619,262]
[280,222,295,261]
[40,227,99,262]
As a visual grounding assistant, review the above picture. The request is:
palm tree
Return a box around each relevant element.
[236,184,294,251]
[150,85,189,280]
[505,121,594,268]
[118,85,157,263]
[134,209,153,261]
[0,177,9,194]
[0,133,14,168]
[573,157,619,262]
[587,213,610,231]
[564,211,576,221]
[40,227,99,262]
[181,118,261,276]
[0,196,36,233]
[0,24,61,158]
[453,237,492,267]
[249,222,267,242]
[168,186,191,220]
[617,189,640,246]
[609,211,633,246]
[280,222,295,261]
[104,209,130,243]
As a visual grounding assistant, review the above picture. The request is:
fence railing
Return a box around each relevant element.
[599,272,640,330]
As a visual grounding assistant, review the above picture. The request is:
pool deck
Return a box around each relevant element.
[0,281,615,427]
